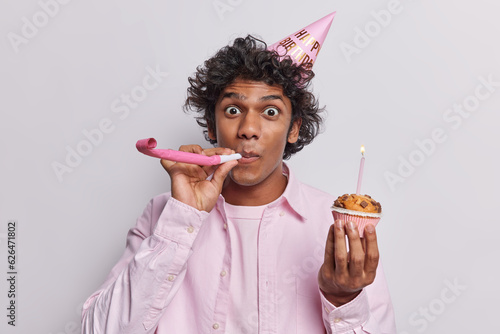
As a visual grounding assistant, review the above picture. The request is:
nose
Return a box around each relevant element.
[237,111,261,140]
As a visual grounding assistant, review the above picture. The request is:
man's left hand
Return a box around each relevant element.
[318,220,379,307]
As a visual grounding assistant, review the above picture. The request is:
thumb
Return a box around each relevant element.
[160,159,176,175]
[323,224,336,266]
[210,160,238,191]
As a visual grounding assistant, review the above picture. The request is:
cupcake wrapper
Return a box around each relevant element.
[332,211,380,238]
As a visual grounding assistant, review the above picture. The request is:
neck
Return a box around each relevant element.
[222,171,288,206]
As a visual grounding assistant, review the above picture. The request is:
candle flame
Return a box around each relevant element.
[360,145,365,155]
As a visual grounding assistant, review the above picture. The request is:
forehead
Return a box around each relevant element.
[218,78,286,100]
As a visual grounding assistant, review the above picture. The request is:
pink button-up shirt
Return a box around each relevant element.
[82,165,396,333]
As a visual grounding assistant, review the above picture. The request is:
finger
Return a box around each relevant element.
[160,158,176,173]
[363,224,379,275]
[201,164,219,177]
[210,160,238,191]
[165,145,205,171]
[323,224,336,268]
[200,147,237,175]
[345,221,364,278]
[178,144,204,154]
[174,145,222,176]
[333,220,348,274]
[161,158,204,180]
[202,147,235,156]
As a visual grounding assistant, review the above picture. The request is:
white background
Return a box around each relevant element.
[1,0,499,333]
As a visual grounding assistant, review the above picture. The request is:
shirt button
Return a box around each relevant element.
[167,275,175,282]
[212,323,220,329]
[279,211,285,217]
[220,270,227,277]
[324,306,330,313]
[223,223,227,230]
[334,318,342,323]
[187,226,194,233]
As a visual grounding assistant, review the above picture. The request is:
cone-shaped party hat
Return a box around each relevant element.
[268,12,336,67]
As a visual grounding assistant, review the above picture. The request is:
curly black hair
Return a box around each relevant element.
[184,35,324,160]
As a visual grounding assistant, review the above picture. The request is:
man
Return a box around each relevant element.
[82,30,396,333]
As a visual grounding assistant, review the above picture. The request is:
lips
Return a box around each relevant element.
[238,151,260,164]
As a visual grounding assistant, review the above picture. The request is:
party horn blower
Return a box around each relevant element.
[136,138,241,165]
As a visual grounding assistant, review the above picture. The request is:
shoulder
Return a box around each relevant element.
[285,164,336,211]
[298,181,335,199]
[297,180,336,207]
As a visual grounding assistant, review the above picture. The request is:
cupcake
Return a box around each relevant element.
[331,194,382,237]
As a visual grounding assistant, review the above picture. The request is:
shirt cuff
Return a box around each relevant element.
[153,196,210,246]
[320,288,369,332]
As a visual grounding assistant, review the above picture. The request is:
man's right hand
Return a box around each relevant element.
[160,145,238,212]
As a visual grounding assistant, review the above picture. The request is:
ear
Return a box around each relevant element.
[287,118,302,144]
[208,125,216,141]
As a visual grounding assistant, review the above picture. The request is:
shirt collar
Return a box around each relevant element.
[274,162,308,221]
[215,162,309,222]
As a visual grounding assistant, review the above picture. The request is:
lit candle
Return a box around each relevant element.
[356,145,365,195]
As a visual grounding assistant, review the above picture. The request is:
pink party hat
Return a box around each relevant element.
[268,12,336,66]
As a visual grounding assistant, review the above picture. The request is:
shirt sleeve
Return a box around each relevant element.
[320,263,397,334]
[81,195,209,334]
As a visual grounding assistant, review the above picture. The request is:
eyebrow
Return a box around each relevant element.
[260,94,285,102]
[220,92,246,101]
[220,92,285,103]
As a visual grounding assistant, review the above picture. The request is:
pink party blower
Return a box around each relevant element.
[136,138,242,166]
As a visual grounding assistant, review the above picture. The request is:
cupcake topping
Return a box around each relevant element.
[333,199,345,208]
[332,193,382,213]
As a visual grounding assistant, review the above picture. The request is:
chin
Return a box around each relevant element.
[228,168,262,187]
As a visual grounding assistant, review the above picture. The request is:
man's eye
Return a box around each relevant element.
[224,106,241,115]
[263,107,279,117]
